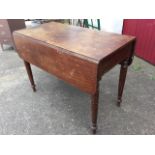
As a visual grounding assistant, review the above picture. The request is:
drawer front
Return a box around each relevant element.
[14,34,98,94]
[0,19,7,26]
[98,41,134,78]
[0,20,12,43]
[0,20,9,31]
[0,29,11,37]
[0,29,12,44]
[0,37,12,44]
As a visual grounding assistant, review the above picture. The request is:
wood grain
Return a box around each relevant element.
[13,34,98,94]
[13,22,136,134]
[14,22,135,62]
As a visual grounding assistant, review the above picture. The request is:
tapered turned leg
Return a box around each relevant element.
[117,60,128,106]
[24,61,36,92]
[91,89,99,134]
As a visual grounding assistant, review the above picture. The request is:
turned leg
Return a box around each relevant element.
[117,60,128,106]
[24,61,36,92]
[91,89,99,134]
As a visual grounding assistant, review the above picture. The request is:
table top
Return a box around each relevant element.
[15,22,135,62]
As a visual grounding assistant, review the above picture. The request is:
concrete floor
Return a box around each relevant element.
[0,45,155,135]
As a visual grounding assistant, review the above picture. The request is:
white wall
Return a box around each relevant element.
[100,19,124,34]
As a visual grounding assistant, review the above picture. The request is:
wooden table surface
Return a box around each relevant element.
[13,22,136,134]
[14,22,135,62]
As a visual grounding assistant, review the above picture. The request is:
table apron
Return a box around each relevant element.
[14,35,98,94]
[98,42,134,78]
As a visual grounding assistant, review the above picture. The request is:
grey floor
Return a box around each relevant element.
[0,45,155,135]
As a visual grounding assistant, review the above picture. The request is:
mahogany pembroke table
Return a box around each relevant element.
[13,22,136,134]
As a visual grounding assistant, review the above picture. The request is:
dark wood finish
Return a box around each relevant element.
[117,60,128,106]
[13,35,98,94]
[91,88,99,134]
[24,61,36,92]
[13,22,136,134]
[0,19,25,51]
